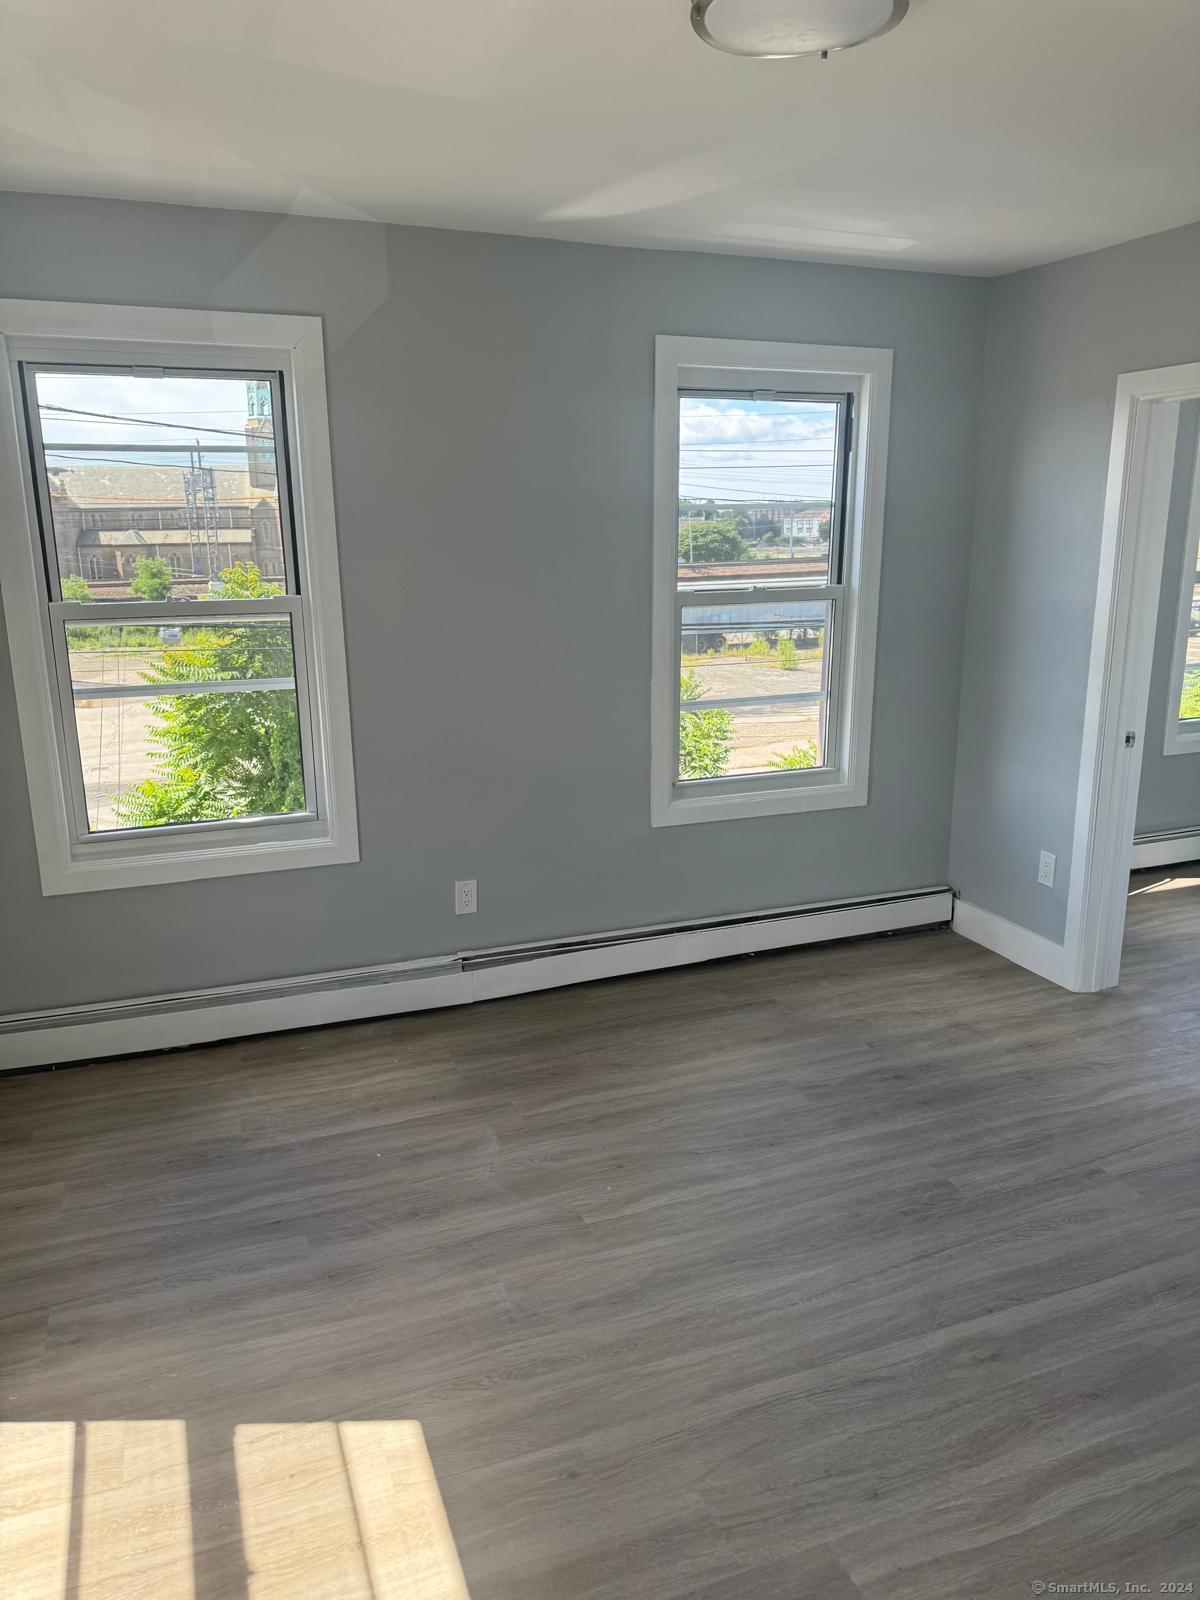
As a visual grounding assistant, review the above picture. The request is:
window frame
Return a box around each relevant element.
[0,300,358,894]
[1162,425,1200,757]
[651,335,892,827]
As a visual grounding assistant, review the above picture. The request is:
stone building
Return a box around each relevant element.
[47,462,286,590]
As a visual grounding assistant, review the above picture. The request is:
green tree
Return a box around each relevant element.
[129,554,175,600]
[679,668,733,779]
[114,562,304,828]
[677,520,750,563]
[1181,667,1200,720]
[61,573,93,601]
[768,743,819,770]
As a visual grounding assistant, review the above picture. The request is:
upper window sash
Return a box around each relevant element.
[677,385,854,591]
[19,359,299,603]
[676,387,851,596]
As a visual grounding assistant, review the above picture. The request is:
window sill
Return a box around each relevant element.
[652,774,866,827]
[38,825,359,895]
[1163,723,1200,757]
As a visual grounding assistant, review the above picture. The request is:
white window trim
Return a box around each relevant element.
[1162,422,1200,757]
[0,299,359,894]
[651,334,891,827]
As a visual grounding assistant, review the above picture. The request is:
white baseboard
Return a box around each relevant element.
[952,897,1072,988]
[1130,831,1200,869]
[0,888,952,1072]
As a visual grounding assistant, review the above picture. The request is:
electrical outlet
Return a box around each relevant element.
[1038,851,1056,889]
[454,879,478,915]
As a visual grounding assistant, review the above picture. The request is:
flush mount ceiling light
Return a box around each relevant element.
[691,0,908,58]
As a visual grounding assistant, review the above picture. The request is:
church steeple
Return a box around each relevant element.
[244,380,276,491]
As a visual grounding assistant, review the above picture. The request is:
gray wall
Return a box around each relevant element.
[1136,402,1200,839]
[0,191,988,1015]
[950,222,1200,943]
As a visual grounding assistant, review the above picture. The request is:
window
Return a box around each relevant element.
[1164,435,1200,756]
[652,336,891,825]
[0,301,357,893]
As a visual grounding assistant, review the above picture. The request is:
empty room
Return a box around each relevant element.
[2,2,1199,1596]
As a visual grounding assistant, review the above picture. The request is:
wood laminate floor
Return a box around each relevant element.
[3,871,1200,1598]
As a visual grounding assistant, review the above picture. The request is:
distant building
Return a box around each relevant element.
[47,463,286,587]
[46,384,286,591]
[780,509,829,544]
[244,379,277,490]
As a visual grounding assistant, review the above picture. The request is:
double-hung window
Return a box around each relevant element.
[652,336,891,825]
[1163,426,1200,755]
[0,301,357,893]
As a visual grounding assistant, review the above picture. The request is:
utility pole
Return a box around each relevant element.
[183,443,220,583]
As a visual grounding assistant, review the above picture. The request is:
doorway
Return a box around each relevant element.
[1065,363,1200,991]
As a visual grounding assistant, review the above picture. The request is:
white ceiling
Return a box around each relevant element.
[1,0,1198,276]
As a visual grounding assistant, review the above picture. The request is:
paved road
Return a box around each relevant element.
[685,653,825,772]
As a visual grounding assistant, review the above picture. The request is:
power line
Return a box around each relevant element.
[54,407,257,417]
[44,451,263,475]
[40,403,275,443]
[680,443,836,452]
[679,479,832,493]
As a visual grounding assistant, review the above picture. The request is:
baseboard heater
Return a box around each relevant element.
[0,885,952,1072]
[1130,829,1200,870]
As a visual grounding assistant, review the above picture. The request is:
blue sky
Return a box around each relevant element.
[679,396,838,506]
[34,373,263,470]
[35,375,837,505]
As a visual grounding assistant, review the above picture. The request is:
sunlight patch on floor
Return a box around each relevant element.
[237,1421,469,1599]
[0,1422,77,1600]
[0,1420,469,1600]
[1129,868,1200,896]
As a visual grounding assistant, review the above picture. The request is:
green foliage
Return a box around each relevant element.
[63,565,161,652]
[129,554,175,600]
[677,520,750,563]
[679,668,733,779]
[777,638,797,670]
[768,743,820,770]
[747,636,772,660]
[114,563,303,828]
[62,571,121,648]
[67,622,162,651]
[211,562,284,600]
[1181,667,1200,721]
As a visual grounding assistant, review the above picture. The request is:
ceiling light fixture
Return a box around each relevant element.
[691,0,908,59]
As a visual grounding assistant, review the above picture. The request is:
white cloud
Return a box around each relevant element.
[34,372,255,451]
[678,397,839,503]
